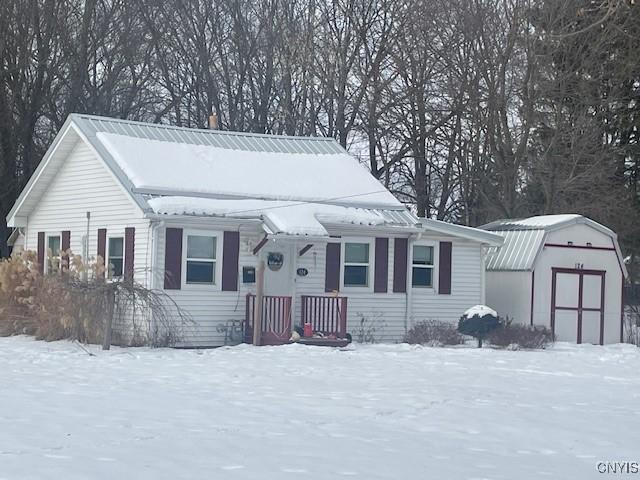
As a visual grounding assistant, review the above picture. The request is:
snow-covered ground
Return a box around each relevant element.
[1,337,639,480]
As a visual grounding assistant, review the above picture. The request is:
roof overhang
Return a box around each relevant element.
[419,219,504,246]
[6,118,79,227]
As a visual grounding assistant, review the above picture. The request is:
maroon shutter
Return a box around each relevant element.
[222,231,240,291]
[124,227,135,282]
[97,228,107,279]
[325,243,341,292]
[374,237,389,293]
[37,232,45,274]
[438,241,452,295]
[61,231,71,270]
[164,228,183,289]
[393,238,408,293]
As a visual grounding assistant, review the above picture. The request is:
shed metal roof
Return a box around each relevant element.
[481,214,626,276]
[484,229,546,271]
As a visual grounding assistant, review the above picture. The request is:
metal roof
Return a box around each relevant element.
[71,113,345,155]
[481,214,626,275]
[480,214,616,237]
[484,229,546,271]
[5,113,510,246]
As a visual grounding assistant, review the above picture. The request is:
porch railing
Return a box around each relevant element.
[245,294,292,345]
[301,295,348,337]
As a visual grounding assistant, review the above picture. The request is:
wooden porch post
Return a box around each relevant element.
[253,260,265,346]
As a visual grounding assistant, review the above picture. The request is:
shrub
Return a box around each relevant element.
[458,313,501,348]
[0,250,191,347]
[404,320,465,346]
[353,313,384,343]
[487,322,554,350]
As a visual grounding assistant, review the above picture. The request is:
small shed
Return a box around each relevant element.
[481,215,627,344]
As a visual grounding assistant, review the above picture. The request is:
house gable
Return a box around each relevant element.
[7,118,146,228]
[23,137,150,284]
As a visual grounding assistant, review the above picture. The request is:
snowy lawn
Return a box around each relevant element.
[1,337,639,480]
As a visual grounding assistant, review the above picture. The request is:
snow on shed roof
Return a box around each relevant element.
[480,214,615,236]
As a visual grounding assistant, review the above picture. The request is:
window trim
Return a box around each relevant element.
[106,235,125,280]
[411,241,438,290]
[340,237,374,292]
[181,229,223,289]
[45,233,62,274]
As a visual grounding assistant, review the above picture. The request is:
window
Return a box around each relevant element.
[343,242,370,287]
[46,235,61,273]
[186,234,217,284]
[412,245,434,287]
[107,237,124,278]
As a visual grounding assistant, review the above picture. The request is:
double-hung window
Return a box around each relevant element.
[185,234,217,284]
[46,235,61,273]
[107,237,124,279]
[343,242,370,287]
[412,245,435,287]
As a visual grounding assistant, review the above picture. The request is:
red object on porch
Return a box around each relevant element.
[301,295,348,337]
[303,323,313,337]
[245,294,292,345]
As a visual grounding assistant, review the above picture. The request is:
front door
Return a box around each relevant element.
[259,243,294,343]
[262,243,294,297]
[551,268,605,344]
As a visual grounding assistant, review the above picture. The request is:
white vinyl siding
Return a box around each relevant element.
[24,140,150,342]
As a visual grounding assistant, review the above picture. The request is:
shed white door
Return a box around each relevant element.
[551,268,605,344]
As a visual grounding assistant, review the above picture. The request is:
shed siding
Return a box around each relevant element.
[485,271,532,325]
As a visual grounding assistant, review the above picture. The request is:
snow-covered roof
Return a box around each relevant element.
[97,131,398,208]
[6,113,504,245]
[148,196,417,238]
[480,214,615,236]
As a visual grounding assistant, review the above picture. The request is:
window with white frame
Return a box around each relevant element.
[343,242,370,287]
[185,234,217,284]
[412,245,434,287]
[46,235,61,273]
[107,237,124,279]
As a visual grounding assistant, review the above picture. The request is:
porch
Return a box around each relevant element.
[244,294,349,346]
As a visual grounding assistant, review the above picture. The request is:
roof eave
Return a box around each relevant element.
[419,219,504,246]
[6,117,77,226]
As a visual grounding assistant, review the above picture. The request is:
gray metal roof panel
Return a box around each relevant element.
[70,113,342,155]
[485,229,546,271]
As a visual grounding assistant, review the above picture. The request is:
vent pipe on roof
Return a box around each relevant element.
[208,113,218,129]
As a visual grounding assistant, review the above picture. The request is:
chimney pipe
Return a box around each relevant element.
[208,113,218,130]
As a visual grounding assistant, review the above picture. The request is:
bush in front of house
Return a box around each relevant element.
[458,307,501,348]
[404,320,465,346]
[487,322,555,350]
[0,250,191,347]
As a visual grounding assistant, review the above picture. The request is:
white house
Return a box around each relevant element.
[481,215,627,344]
[6,113,502,347]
